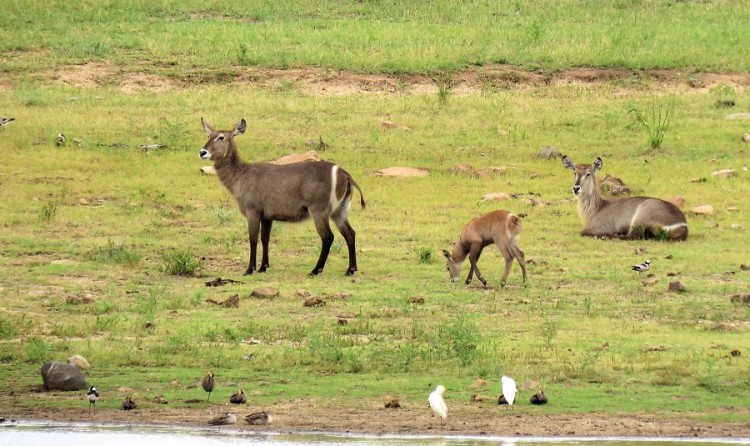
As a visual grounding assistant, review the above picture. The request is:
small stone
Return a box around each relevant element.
[251,287,279,299]
[667,281,686,293]
[666,196,685,208]
[711,169,737,179]
[337,318,348,326]
[380,120,411,131]
[690,205,714,215]
[742,133,750,142]
[78,198,90,205]
[384,398,401,408]
[154,396,169,404]
[272,150,320,165]
[481,192,512,202]
[294,289,311,298]
[303,297,325,307]
[470,378,488,388]
[730,349,741,357]
[408,296,425,304]
[538,146,561,160]
[375,167,428,177]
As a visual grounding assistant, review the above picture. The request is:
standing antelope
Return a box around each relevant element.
[199,118,365,276]
[562,156,688,241]
[442,210,527,288]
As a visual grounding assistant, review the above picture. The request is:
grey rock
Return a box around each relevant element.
[41,361,87,391]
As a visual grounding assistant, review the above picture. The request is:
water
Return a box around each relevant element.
[1,420,748,446]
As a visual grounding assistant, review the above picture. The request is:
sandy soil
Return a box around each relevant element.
[5,397,750,438]
[37,62,750,95]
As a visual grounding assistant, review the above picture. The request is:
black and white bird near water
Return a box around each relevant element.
[0,118,15,128]
[632,260,651,273]
[86,386,99,414]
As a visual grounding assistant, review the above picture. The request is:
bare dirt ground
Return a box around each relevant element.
[6,397,750,438]
[33,62,750,95]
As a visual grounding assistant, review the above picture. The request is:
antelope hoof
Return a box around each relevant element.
[309,268,323,276]
[258,264,269,273]
[479,278,488,287]
[244,267,255,276]
[345,267,357,276]
[464,278,472,285]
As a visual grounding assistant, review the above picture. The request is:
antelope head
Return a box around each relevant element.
[199,118,247,160]
[562,156,602,197]
[442,249,461,282]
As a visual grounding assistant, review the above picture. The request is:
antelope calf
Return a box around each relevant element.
[442,210,527,288]
[562,156,688,241]
[199,118,365,276]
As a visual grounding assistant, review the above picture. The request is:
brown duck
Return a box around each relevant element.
[121,395,137,410]
[230,389,247,404]
[530,390,548,405]
[245,411,273,426]
[202,371,215,401]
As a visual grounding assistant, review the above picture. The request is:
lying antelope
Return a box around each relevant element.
[199,118,365,276]
[442,210,527,287]
[562,156,688,241]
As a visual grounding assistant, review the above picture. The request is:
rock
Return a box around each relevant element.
[667,281,686,293]
[451,163,478,176]
[690,204,714,215]
[741,264,749,271]
[272,150,320,165]
[41,361,87,391]
[470,378,488,388]
[375,167,428,177]
[303,297,326,307]
[599,174,630,195]
[408,296,425,304]
[711,169,737,179]
[337,318,348,326]
[380,120,412,131]
[538,146,561,160]
[251,287,279,299]
[384,398,401,408]
[666,196,685,208]
[472,394,491,402]
[200,166,216,175]
[522,197,545,207]
[205,294,240,308]
[67,355,90,370]
[642,274,659,286]
[729,294,750,305]
[294,289,311,298]
[725,113,750,120]
[481,192,512,202]
[742,133,750,142]
[730,349,741,357]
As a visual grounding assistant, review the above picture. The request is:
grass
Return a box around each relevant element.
[0,0,749,429]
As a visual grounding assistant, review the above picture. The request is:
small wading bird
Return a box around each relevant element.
[0,117,14,128]
[202,371,215,401]
[229,389,246,404]
[428,385,448,422]
[632,260,651,273]
[56,133,66,146]
[499,375,517,410]
[121,395,137,410]
[86,386,99,414]
[245,411,273,426]
[208,412,236,426]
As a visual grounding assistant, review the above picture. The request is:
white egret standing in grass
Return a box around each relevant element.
[501,375,517,410]
[428,385,448,421]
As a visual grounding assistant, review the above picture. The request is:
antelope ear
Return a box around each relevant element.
[201,117,213,135]
[233,119,247,136]
[592,157,603,172]
[561,155,576,170]
[442,249,452,260]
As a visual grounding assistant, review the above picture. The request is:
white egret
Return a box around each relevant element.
[501,375,517,409]
[428,384,448,421]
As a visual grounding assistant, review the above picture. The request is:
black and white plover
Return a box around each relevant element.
[632,260,651,273]
[86,386,99,414]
